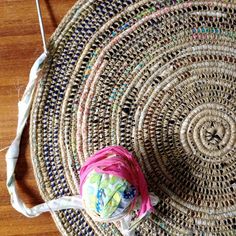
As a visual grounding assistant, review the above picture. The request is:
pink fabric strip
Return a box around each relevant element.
[79,146,154,217]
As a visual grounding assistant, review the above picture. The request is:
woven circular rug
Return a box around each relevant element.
[29,0,235,235]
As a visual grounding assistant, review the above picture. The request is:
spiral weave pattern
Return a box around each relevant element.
[31,0,236,235]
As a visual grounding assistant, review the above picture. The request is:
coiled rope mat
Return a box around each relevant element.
[30,0,236,235]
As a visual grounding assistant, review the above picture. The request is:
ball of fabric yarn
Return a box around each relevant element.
[79,146,153,221]
[82,171,136,219]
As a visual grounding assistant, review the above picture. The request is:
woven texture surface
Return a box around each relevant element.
[30,0,236,235]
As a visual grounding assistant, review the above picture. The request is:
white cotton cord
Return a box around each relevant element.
[36,0,48,54]
[23,195,84,217]
[5,53,86,217]
[6,1,48,217]
[120,215,135,236]
[6,53,46,217]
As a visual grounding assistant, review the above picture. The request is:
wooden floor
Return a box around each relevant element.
[0,1,75,235]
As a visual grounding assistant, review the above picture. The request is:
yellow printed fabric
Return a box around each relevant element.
[82,171,136,219]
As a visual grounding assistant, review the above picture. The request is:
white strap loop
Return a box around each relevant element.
[5,53,85,218]
[6,53,47,217]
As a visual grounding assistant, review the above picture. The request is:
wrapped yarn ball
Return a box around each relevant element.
[82,171,136,219]
[79,146,154,221]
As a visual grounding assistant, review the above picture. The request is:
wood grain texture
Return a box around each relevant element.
[0,1,76,235]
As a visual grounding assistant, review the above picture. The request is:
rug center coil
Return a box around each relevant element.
[180,104,235,161]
